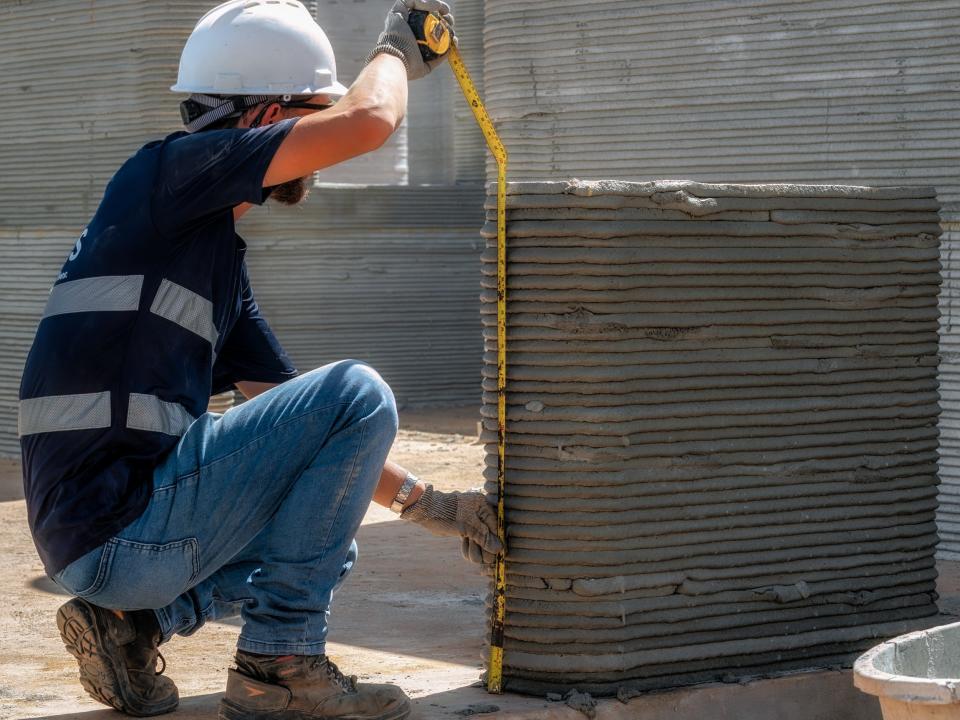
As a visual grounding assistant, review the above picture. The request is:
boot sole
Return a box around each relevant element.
[218,697,412,720]
[56,598,179,717]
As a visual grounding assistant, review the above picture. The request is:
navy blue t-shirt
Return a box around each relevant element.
[20,119,300,574]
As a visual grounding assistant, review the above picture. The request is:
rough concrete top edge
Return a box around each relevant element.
[852,620,960,705]
[486,179,939,201]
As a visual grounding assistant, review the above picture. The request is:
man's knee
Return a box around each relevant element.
[330,360,398,438]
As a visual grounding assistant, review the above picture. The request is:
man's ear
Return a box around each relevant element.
[238,102,283,129]
[260,102,284,126]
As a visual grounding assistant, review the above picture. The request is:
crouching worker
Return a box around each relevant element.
[18,2,500,719]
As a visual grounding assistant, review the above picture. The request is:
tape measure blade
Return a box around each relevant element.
[449,50,505,162]
[448,45,509,696]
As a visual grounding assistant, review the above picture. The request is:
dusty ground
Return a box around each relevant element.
[1,405,958,720]
[0,406,544,719]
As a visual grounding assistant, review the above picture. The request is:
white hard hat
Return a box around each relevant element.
[171,0,349,97]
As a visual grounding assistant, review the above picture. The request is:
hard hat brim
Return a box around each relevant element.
[170,80,349,97]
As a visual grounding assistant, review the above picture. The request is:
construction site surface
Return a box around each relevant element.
[2,406,958,720]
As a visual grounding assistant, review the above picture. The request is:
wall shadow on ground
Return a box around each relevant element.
[23,692,224,720]
[28,574,69,596]
[22,685,531,720]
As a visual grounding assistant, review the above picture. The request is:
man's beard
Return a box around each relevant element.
[268,176,310,205]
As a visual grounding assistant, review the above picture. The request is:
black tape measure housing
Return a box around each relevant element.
[408,10,450,62]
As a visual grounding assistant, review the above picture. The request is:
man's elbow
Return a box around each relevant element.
[354,103,404,152]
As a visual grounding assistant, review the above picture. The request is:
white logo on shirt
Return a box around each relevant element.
[68,229,86,262]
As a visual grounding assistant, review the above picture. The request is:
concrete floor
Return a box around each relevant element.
[2,405,958,720]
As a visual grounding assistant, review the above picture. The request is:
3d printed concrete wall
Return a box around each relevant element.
[481,179,942,694]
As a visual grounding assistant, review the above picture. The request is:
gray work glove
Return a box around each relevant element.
[366,0,456,81]
[401,484,503,566]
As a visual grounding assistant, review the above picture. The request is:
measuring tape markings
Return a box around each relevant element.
[446,47,509,695]
[404,12,509,693]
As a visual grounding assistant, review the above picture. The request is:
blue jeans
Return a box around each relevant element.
[52,360,398,655]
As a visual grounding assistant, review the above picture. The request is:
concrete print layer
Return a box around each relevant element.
[482,180,942,695]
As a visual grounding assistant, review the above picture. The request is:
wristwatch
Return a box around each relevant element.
[390,472,419,514]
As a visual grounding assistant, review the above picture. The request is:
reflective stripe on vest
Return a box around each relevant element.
[126,393,195,436]
[150,279,219,347]
[43,275,143,319]
[18,392,112,436]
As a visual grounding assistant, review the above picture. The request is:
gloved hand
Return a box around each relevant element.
[366,0,456,80]
[400,484,503,566]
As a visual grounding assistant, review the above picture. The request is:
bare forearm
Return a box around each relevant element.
[373,460,424,509]
[341,53,408,132]
[263,54,407,186]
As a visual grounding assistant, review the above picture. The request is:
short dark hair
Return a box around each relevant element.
[201,114,241,132]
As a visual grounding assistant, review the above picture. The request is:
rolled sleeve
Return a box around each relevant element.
[154,118,298,236]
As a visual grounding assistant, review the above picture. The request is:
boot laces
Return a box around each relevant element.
[322,658,357,693]
[128,647,166,678]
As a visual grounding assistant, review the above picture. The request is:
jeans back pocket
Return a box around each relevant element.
[53,544,110,598]
[85,537,200,610]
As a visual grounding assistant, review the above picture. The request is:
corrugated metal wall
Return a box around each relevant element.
[314,0,409,184]
[0,0,485,456]
[237,188,483,404]
[452,0,486,184]
[481,0,960,554]
[314,0,483,185]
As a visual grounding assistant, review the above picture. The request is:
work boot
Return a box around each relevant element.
[56,597,178,716]
[218,651,411,720]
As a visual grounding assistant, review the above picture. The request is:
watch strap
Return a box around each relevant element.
[390,472,419,514]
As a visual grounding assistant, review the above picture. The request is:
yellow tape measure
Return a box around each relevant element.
[449,46,509,696]
[447,47,509,695]
[407,10,510,695]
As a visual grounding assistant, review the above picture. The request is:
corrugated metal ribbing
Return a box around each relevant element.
[407,58,454,185]
[482,180,942,694]
[938,222,960,558]
[238,186,484,406]
[452,0,486,183]
[0,228,78,456]
[0,1,205,226]
[315,0,408,184]
[482,0,960,222]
